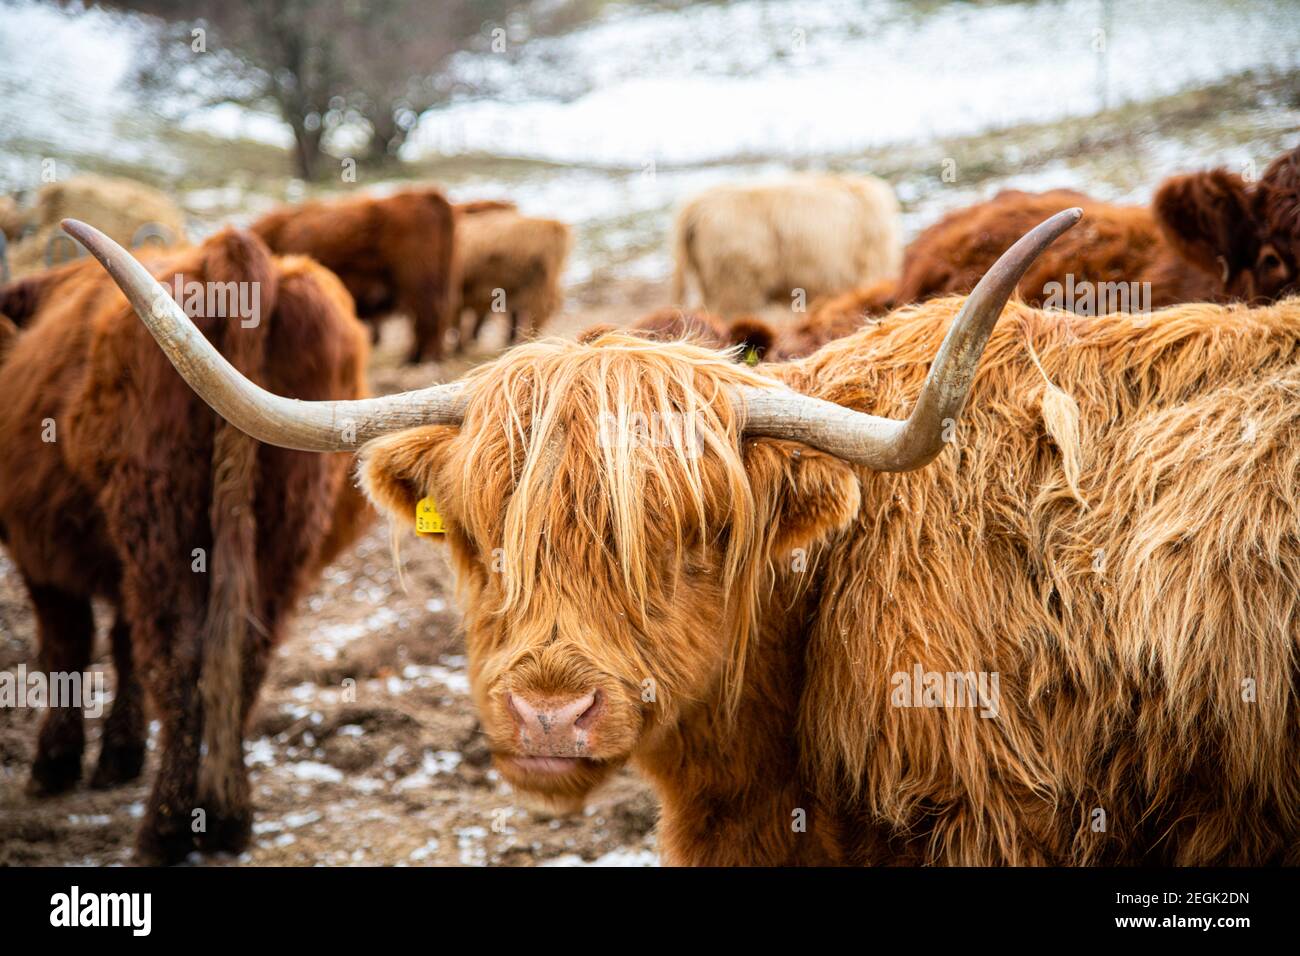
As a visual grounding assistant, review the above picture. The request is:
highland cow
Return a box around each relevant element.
[893,188,1217,311]
[453,205,571,349]
[1154,144,1300,303]
[894,147,1300,317]
[69,210,1300,865]
[671,174,903,318]
[2,225,371,863]
[1,174,186,280]
[775,279,897,359]
[621,306,775,363]
[252,187,456,363]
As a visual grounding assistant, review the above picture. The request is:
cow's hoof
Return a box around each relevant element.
[90,742,146,789]
[28,750,83,796]
[195,809,253,856]
[136,820,197,866]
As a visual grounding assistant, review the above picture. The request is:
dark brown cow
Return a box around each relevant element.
[776,279,897,359]
[0,227,371,863]
[1155,145,1300,303]
[619,306,775,363]
[252,187,456,363]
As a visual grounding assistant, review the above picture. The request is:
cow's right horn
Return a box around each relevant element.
[62,219,467,452]
[737,207,1082,471]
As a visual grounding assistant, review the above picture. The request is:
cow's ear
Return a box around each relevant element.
[743,438,860,560]
[359,425,458,527]
[1153,169,1258,282]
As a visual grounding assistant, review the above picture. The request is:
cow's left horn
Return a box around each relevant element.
[62,219,466,452]
[738,207,1083,471]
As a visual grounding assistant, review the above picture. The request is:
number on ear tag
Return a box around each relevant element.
[415,497,446,535]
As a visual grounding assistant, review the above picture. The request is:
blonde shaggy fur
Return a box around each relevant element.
[362,300,1300,865]
[671,174,903,318]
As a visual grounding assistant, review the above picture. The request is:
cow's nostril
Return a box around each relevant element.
[574,689,603,731]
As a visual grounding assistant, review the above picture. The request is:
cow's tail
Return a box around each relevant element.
[195,229,278,816]
[671,207,694,306]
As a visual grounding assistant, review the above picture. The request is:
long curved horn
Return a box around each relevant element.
[62,219,466,452]
[738,207,1083,471]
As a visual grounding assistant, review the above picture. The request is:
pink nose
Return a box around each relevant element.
[507,691,601,756]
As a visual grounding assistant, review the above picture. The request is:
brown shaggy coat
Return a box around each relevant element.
[895,188,1216,308]
[252,187,456,363]
[776,279,897,359]
[360,298,1300,865]
[619,306,775,362]
[0,230,370,863]
[453,206,571,348]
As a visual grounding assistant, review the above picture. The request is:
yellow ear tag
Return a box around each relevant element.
[415,497,446,535]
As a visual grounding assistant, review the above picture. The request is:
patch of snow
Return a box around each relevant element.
[284,761,344,784]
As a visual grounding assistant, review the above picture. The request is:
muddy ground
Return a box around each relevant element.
[0,285,666,867]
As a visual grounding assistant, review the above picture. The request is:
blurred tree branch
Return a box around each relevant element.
[94,0,518,179]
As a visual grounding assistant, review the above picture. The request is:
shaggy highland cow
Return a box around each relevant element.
[2,225,371,863]
[619,306,776,363]
[1,174,186,280]
[252,187,456,363]
[893,188,1217,311]
[776,279,898,359]
[671,173,903,318]
[453,205,572,349]
[68,211,1300,865]
[1154,144,1300,303]
[778,146,1300,360]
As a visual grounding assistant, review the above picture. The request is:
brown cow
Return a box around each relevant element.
[252,187,456,363]
[775,279,897,359]
[1,226,371,863]
[453,205,571,350]
[893,188,1217,311]
[68,211,1300,865]
[910,148,1299,316]
[619,306,775,363]
[1154,145,1300,303]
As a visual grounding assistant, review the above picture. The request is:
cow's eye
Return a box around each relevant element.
[1257,245,1289,278]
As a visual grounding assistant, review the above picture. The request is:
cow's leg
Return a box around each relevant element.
[134,617,204,865]
[409,302,445,363]
[26,581,93,795]
[471,309,492,343]
[508,310,523,345]
[90,612,146,788]
[453,308,471,354]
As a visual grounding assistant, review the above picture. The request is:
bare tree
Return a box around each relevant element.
[105,0,516,179]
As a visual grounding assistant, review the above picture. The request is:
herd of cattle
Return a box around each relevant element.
[1,143,1298,866]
